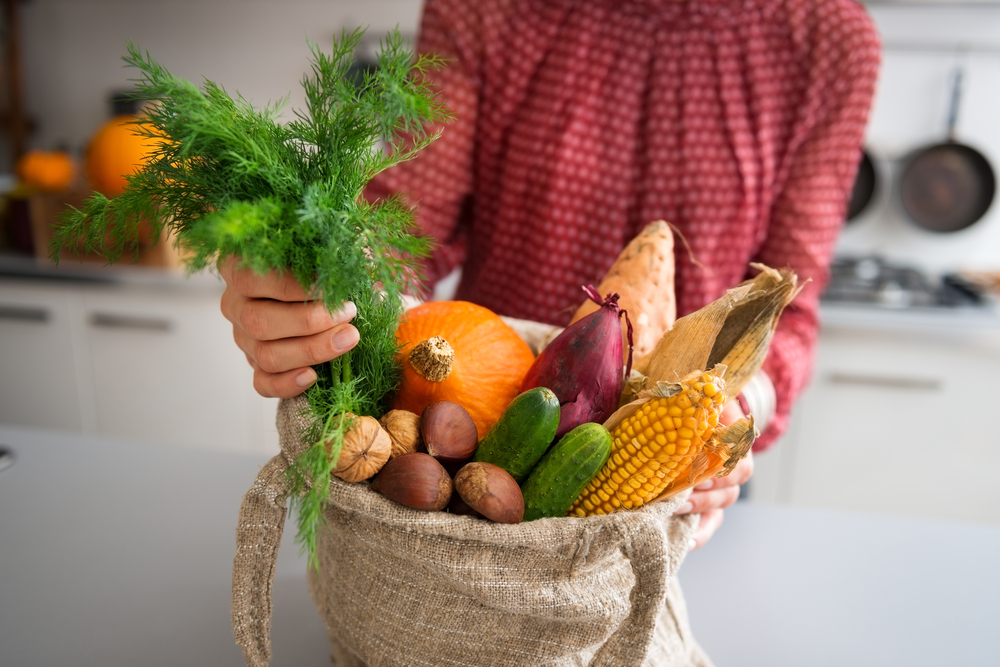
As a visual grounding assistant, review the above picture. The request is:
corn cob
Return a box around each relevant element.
[569,368,727,517]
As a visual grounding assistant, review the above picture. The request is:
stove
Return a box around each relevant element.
[822,256,986,310]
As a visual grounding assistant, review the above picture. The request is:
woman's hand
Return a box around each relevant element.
[675,399,755,550]
[219,257,359,398]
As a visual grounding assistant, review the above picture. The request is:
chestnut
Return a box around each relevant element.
[446,492,482,517]
[370,452,452,512]
[421,401,479,467]
[453,462,524,524]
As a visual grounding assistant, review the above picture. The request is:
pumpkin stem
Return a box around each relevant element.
[409,336,454,382]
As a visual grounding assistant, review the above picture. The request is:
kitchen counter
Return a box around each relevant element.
[819,300,1000,335]
[681,503,1000,667]
[0,424,325,667]
[2,424,998,666]
[0,252,224,292]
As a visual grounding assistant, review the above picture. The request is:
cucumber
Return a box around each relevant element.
[520,422,612,521]
[473,387,560,482]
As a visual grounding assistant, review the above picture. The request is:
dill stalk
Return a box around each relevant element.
[51,28,450,568]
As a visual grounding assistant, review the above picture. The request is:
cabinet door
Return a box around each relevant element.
[786,327,1000,524]
[80,283,264,453]
[0,282,86,430]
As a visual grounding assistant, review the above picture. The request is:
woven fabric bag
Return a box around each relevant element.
[232,395,713,667]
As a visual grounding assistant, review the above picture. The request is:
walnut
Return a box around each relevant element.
[333,415,392,483]
[379,409,423,459]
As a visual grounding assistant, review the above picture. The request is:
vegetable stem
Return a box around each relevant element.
[329,356,342,389]
[341,349,353,384]
[49,28,450,568]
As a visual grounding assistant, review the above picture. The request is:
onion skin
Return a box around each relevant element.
[520,286,632,437]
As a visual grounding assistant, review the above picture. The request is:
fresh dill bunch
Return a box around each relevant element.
[52,28,451,567]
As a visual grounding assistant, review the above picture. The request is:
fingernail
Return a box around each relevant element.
[695,480,714,490]
[336,301,357,322]
[294,369,317,388]
[675,502,694,515]
[687,539,698,551]
[332,325,360,352]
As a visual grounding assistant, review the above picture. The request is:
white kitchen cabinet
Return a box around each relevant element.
[80,282,274,454]
[0,280,87,431]
[0,271,279,456]
[752,306,1000,525]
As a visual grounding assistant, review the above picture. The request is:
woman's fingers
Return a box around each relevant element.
[222,288,353,341]
[677,484,740,516]
[218,256,364,399]
[233,322,360,375]
[689,508,725,550]
[243,354,320,399]
[692,451,755,491]
[220,256,311,301]
[719,398,746,426]
[237,321,361,399]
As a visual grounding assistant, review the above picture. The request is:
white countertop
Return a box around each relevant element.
[680,503,1000,667]
[0,424,326,667]
[1,424,998,666]
[0,253,224,293]
[819,300,1000,335]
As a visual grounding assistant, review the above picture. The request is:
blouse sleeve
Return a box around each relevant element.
[750,4,881,451]
[363,0,482,296]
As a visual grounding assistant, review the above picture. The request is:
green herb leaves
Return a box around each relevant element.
[52,28,450,567]
[57,28,447,310]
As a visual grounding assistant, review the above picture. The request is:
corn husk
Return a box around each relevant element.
[598,365,758,505]
[650,415,757,502]
[630,263,802,401]
[603,263,800,501]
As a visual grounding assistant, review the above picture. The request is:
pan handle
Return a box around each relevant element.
[946,67,964,142]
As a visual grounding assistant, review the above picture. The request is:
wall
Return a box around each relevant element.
[21,0,424,154]
[20,1,1000,276]
[837,3,1000,273]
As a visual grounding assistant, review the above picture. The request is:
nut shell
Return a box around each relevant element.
[379,409,423,458]
[332,415,392,483]
[422,401,479,466]
[446,493,482,517]
[453,462,524,524]
[370,452,453,512]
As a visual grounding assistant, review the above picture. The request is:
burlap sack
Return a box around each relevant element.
[232,392,714,667]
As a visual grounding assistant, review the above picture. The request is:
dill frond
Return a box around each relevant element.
[52,28,450,567]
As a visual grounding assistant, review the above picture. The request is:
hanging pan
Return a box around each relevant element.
[899,67,995,233]
[846,148,877,223]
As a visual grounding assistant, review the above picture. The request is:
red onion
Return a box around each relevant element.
[520,286,633,437]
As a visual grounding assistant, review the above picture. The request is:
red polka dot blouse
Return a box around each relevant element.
[366,0,881,450]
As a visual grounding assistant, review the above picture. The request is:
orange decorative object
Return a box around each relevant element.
[84,115,161,197]
[16,150,77,192]
[393,301,536,439]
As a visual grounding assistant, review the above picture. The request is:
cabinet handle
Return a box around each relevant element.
[0,305,49,322]
[827,373,942,391]
[0,447,13,474]
[90,312,172,332]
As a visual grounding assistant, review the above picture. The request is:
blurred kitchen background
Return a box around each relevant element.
[2,0,1000,523]
[3,3,1000,667]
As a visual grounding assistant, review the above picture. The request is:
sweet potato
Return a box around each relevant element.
[569,220,676,363]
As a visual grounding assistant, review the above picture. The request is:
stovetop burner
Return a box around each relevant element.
[822,256,986,309]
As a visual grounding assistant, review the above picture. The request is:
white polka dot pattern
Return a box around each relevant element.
[365,0,881,449]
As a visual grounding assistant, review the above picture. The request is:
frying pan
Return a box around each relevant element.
[847,148,876,222]
[899,67,995,233]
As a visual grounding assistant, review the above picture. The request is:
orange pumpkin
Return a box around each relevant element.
[85,115,161,197]
[393,301,535,439]
[16,150,76,192]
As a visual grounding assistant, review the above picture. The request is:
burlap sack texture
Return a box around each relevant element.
[232,316,714,667]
